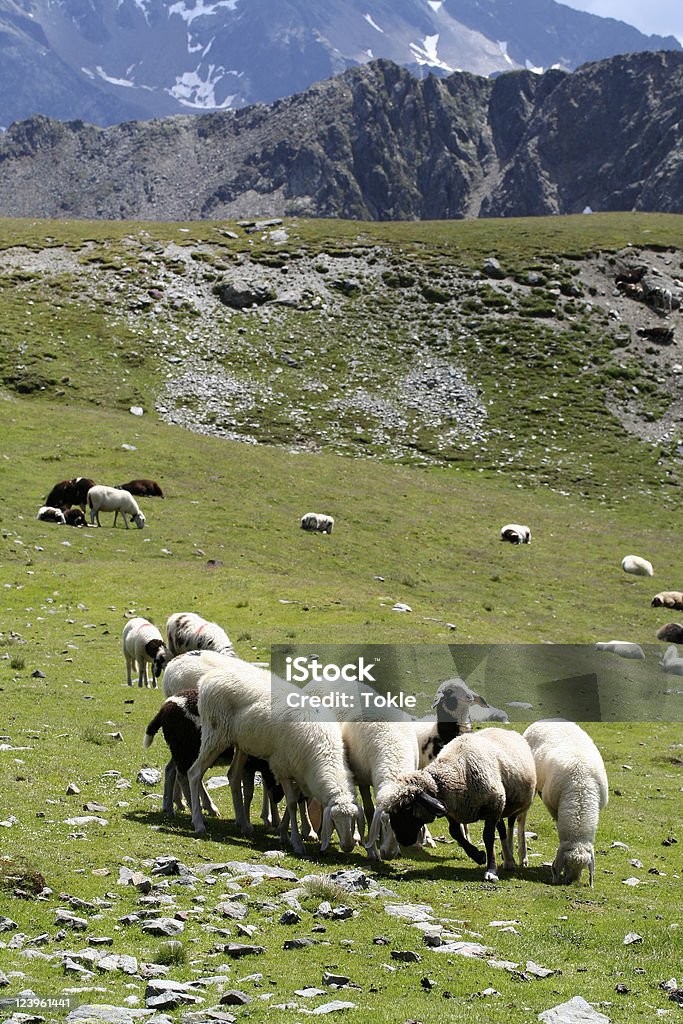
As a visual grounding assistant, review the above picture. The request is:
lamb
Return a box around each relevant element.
[37,506,66,524]
[155,612,236,678]
[621,554,653,577]
[383,728,536,882]
[518,720,608,886]
[594,640,645,660]
[660,644,683,676]
[45,476,95,511]
[87,485,145,529]
[300,512,334,534]
[651,591,683,610]
[656,622,683,643]
[500,523,531,544]
[122,616,165,688]
[143,689,283,825]
[63,508,87,527]
[117,479,165,498]
[187,657,364,854]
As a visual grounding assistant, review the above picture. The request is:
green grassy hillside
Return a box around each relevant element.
[0,213,681,1023]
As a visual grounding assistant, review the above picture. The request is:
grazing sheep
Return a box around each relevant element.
[594,640,645,660]
[300,512,334,534]
[37,505,66,525]
[87,485,145,529]
[519,720,608,887]
[500,523,531,545]
[122,616,165,688]
[155,612,235,679]
[383,728,536,882]
[187,658,364,854]
[660,644,683,676]
[621,554,654,577]
[143,689,283,824]
[651,591,683,610]
[45,476,95,511]
[117,479,165,498]
[656,622,683,643]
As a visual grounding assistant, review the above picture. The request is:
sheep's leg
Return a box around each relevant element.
[163,758,179,816]
[125,655,133,687]
[497,817,516,871]
[415,824,437,849]
[516,810,529,868]
[448,817,486,865]
[359,785,374,835]
[260,785,272,827]
[482,816,499,882]
[188,734,229,834]
[228,747,253,836]
[268,787,281,830]
[280,779,304,855]
[138,660,148,687]
[242,764,256,824]
[199,779,221,816]
[299,797,317,842]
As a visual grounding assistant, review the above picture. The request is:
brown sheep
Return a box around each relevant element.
[117,479,164,498]
[45,477,95,511]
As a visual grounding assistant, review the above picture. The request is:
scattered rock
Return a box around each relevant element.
[219,991,251,1006]
[322,971,350,987]
[390,950,422,963]
[141,918,185,937]
[137,768,162,786]
[221,942,265,957]
[538,995,612,1023]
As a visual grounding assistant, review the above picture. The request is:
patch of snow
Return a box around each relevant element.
[525,59,545,74]
[409,34,453,72]
[364,12,384,33]
[167,66,239,108]
[84,66,136,88]
[497,40,514,66]
[427,0,443,10]
[168,0,239,26]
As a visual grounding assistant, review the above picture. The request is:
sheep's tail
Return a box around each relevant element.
[143,708,165,749]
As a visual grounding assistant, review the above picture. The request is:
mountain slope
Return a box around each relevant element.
[0,0,679,127]
[1,52,682,220]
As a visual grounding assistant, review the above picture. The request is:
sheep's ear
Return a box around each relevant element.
[415,791,448,818]
[319,805,333,852]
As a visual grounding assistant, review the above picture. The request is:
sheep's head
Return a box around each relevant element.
[153,646,171,679]
[552,841,594,886]
[383,773,447,848]
[432,677,504,735]
[133,511,146,529]
[320,797,363,854]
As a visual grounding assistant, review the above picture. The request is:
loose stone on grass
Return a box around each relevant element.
[538,995,612,1023]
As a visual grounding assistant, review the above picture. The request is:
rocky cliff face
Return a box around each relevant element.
[0,52,682,221]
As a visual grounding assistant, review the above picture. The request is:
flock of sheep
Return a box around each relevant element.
[123,610,609,887]
[36,475,164,530]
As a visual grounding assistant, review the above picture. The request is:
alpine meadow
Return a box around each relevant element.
[0,213,681,1024]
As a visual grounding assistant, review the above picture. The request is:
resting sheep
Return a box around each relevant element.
[155,612,236,678]
[500,523,531,545]
[656,622,683,643]
[187,657,364,854]
[301,512,334,534]
[117,479,165,498]
[594,640,645,660]
[383,728,536,882]
[37,506,87,527]
[518,720,608,886]
[651,591,683,610]
[87,485,145,529]
[621,554,653,577]
[45,476,95,511]
[122,616,165,688]
[143,689,283,825]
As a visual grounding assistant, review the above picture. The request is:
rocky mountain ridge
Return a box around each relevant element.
[0,52,682,220]
[0,0,679,128]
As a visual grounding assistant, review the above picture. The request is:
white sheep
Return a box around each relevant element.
[651,591,683,610]
[87,485,145,529]
[500,523,531,544]
[37,505,66,524]
[518,720,608,886]
[383,728,537,882]
[660,644,683,676]
[187,657,364,854]
[621,554,653,577]
[122,616,165,687]
[300,512,334,534]
[594,640,645,660]
[154,611,235,679]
